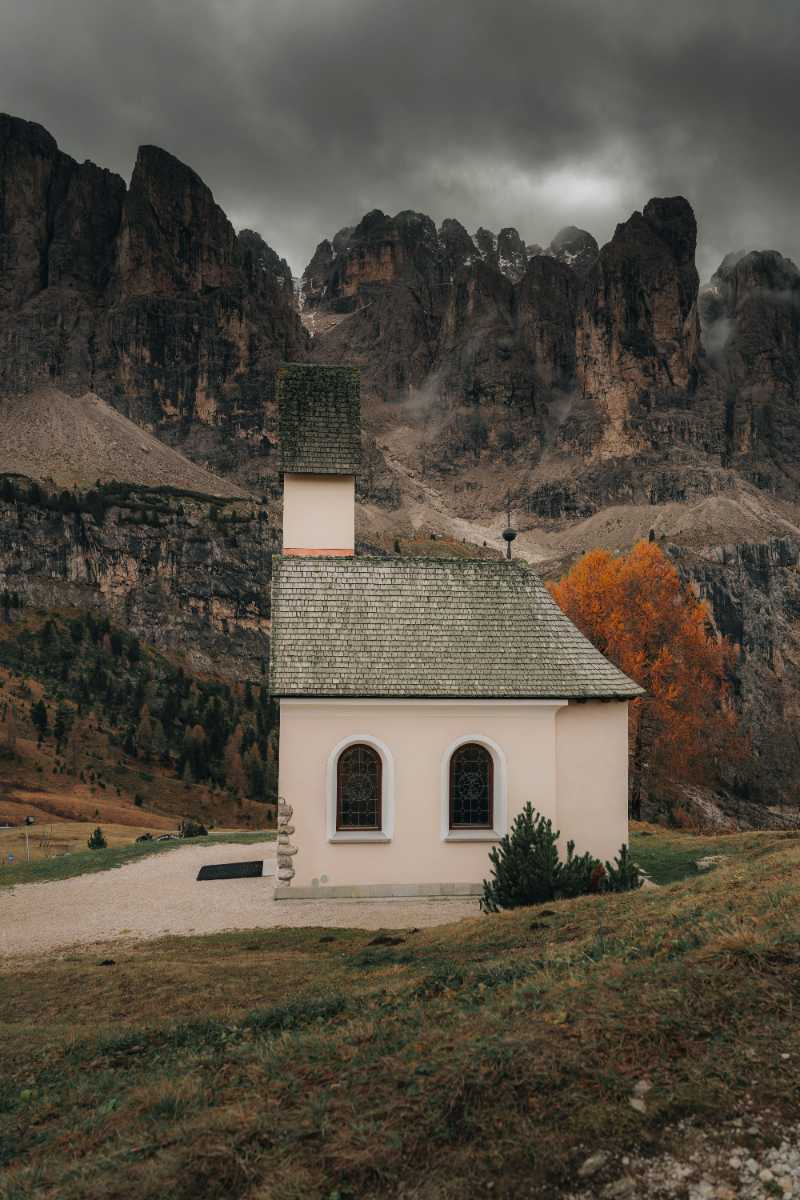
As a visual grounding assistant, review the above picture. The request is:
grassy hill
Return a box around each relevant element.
[0,605,277,835]
[1,828,798,1198]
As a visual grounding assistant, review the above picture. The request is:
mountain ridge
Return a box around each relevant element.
[2,112,800,819]
[0,112,306,487]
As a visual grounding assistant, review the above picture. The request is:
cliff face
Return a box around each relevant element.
[699,249,800,495]
[0,114,306,456]
[576,198,701,458]
[672,537,800,812]
[4,110,800,818]
[305,208,588,412]
[304,199,700,419]
[0,486,274,680]
[547,226,599,277]
[304,196,800,817]
[304,195,800,506]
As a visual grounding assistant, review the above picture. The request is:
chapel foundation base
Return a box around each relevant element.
[273,881,483,900]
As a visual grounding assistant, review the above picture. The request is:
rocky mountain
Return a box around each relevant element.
[0,114,306,484]
[2,110,800,819]
[0,115,297,699]
[303,197,800,818]
[698,249,800,496]
[547,226,599,276]
[0,476,274,680]
[300,200,702,426]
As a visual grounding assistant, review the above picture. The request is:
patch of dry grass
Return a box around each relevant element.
[1,830,799,1199]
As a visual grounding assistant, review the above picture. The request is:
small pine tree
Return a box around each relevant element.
[31,698,48,737]
[53,702,70,750]
[244,742,265,799]
[480,803,639,913]
[603,844,642,893]
[151,718,168,763]
[0,705,17,757]
[66,723,82,775]
[87,826,107,850]
[481,805,565,912]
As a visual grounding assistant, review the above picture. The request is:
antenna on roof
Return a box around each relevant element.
[501,491,517,560]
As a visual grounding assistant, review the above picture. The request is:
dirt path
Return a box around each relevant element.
[377,428,513,551]
[1,840,479,957]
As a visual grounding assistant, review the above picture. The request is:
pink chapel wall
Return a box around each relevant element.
[282,473,355,555]
[276,698,629,893]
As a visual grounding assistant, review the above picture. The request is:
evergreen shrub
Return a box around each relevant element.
[87,827,107,850]
[480,803,641,913]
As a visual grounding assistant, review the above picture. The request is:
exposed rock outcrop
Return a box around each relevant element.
[546,226,599,277]
[700,249,800,494]
[671,537,800,811]
[0,113,306,461]
[4,110,800,818]
[576,197,702,458]
[0,483,274,679]
[496,228,529,282]
[439,218,478,275]
[301,238,336,308]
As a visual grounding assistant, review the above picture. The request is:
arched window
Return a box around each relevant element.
[449,742,493,829]
[336,742,382,831]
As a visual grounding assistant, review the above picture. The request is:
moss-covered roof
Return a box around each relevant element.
[278,363,361,475]
[270,556,643,700]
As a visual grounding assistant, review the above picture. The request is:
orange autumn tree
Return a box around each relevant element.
[548,541,743,819]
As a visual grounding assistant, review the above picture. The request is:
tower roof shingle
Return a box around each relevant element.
[278,363,361,475]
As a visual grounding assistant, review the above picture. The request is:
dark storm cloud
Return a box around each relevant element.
[2,0,799,278]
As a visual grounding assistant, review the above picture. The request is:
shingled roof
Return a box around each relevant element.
[278,363,361,475]
[270,556,643,700]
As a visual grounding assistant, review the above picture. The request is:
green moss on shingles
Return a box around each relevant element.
[278,362,361,475]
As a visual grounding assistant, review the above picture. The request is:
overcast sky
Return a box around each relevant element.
[3,0,798,280]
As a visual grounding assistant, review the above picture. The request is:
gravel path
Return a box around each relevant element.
[0,841,479,957]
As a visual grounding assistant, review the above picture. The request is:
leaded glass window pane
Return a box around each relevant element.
[336,743,382,830]
[449,743,493,828]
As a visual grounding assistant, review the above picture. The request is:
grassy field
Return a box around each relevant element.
[0,829,275,889]
[1,828,798,1199]
[626,823,735,884]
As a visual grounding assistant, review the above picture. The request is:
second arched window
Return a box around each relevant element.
[336,743,382,831]
[449,742,493,829]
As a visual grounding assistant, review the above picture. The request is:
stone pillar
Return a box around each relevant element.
[276,798,297,885]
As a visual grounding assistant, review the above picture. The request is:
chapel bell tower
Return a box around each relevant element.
[277,363,360,557]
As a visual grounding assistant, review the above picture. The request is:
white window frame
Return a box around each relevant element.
[441,734,507,842]
[327,734,394,843]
